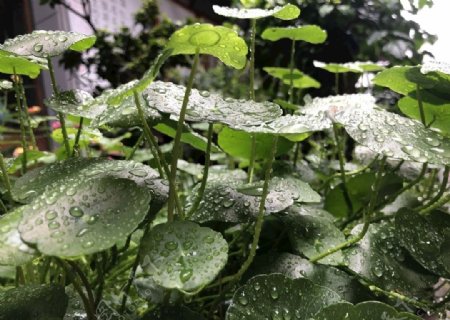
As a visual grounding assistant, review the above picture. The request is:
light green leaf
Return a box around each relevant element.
[213,4,300,20]
[0,30,96,58]
[261,25,327,43]
[248,253,373,303]
[240,0,261,8]
[45,89,104,119]
[0,284,68,320]
[218,126,293,160]
[0,50,42,78]
[18,175,152,257]
[282,205,346,265]
[264,67,321,89]
[344,221,438,298]
[395,209,450,277]
[398,90,450,136]
[0,206,37,266]
[312,301,421,320]
[143,81,282,127]
[139,221,228,293]
[226,274,342,320]
[167,24,248,69]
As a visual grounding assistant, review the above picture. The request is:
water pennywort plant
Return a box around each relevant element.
[0,2,450,320]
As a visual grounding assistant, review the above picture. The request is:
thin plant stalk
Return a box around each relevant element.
[72,117,84,157]
[19,82,37,149]
[333,123,353,216]
[187,123,213,218]
[12,72,28,173]
[247,18,257,184]
[416,84,426,125]
[47,57,71,156]
[167,49,200,221]
[126,132,144,160]
[0,152,13,200]
[310,157,387,263]
[335,73,339,94]
[288,39,296,104]
[416,165,450,213]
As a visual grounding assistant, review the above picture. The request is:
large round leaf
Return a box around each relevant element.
[0,284,68,320]
[343,221,438,298]
[166,24,248,69]
[395,209,450,277]
[143,81,282,127]
[263,67,321,89]
[226,274,342,320]
[139,221,228,293]
[18,176,152,257]
[247,253,373,303]
[0,206,37,266]
[282,205,346,265]
[312,301,421,320]
[45,89,105,119]
[0,30,96,58]
[212,4,300,20]
[0,50,42,78]
[261,25,327,43]
[12,158,167,205]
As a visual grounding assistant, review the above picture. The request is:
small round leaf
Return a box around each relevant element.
[139,221,228,293]
[264,67,321,89]
[0,50,42,78]
[262,25,327,43]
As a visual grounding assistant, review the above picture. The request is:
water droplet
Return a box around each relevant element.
[270,286,279,300]
[238,294,248,306]
[48,221,60,230]
[223,199,234,208]
[77,228,88,237]
[180,268,193,283]
[165,241,178,251]
[33,43,43,52]
[83,241,94,248]
[204,235,215,244]
[45,210,58,221]
[69,206,84,218]
[129,168,148,177]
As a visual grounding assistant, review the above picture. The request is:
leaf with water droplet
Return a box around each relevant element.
[262,25,327,43]
[0,284,68,320]
[0,206,37,266]
[247,253,373,303]
[18,176,152,257]
[282,205,346,265]
[143,81,282,127]
[395,209,450,278]
[0,49,43,78]
[0,30,96,58]
[213,3,300,20]
[45,89,105,119]
[312,301,421,320]
[139,221,228,293]
[226,274,342,320]
[343,221,438,299]
[264,67,321,89]
[166,23,248,69]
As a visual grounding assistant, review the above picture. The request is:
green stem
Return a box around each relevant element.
[311,157,387,263]
[416,166,449,213]
[0,152,13,201]
[47,57,71,156]
[368,285,433,310]
[247,19,258,184]
[293,142,300,166]
[333,123,353,216]
[424,168,438,200]
[19,82,37,149]
[335,73,339,95]
[288,40,296,104]
[248,136,257,183]
[416,84,426,125]
[168,49,200,221]
[419,192,450,215]
[72,117,84,157]
[126,132,144,160]
[12,73,28,174]
[187,123,213,218]
[15,266,25,286]
[66,260,96,312]
[0,198,7,214]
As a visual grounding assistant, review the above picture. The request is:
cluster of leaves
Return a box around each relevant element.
[0,1,450,320]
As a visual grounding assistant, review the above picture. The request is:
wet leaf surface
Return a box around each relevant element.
[212,4,300,20]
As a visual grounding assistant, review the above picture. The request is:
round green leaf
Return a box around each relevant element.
[226,274,342,320]
[141,306,205,320]
[0,284,68,320]
[398,90,450,136]
[331,104,450,165]
[248,253,373,303]
[264,67,321,89]
[0,30,96,58]
[313,60,362,73]
[18,176,152,257]
[344,221,438,298]
[139,221,228,293]
[143,81,282,127]
[312,301,421,320]
[12,158,167,205]
[45,89,104,119]
[167,24,248,69]
[213,4,300,20]
[282,205,346,265]
[0,50,42,78]
[261,25,327,43]
[0,206,37,266]
[395,209,450,277]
